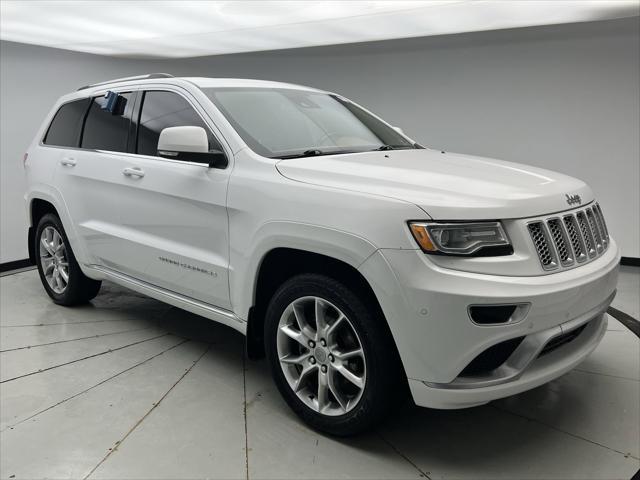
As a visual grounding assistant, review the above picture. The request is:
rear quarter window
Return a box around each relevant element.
[43,98,90,147]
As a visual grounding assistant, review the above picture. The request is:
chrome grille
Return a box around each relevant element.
[528,203,610,271]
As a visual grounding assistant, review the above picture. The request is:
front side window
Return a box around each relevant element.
[43,98,90,147]
[81,92,133,152]
[137,90,222,158]
[203,88,416,158]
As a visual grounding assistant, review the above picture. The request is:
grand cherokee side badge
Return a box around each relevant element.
[565,194,581,206]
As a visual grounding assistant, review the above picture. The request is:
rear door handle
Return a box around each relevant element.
[60,157,76,167]
[123,167,145,178]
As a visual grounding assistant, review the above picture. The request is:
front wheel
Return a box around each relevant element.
[265,273,403,436]
[35,213,101,305]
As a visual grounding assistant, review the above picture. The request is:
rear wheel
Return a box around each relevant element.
[35,213,101,305]
[265,273,402,436]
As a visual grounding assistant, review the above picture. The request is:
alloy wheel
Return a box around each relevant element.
[276,296,366,416]
[39,226,69,294]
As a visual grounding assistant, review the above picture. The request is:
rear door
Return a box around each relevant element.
[51,91,137,268]
[113,88,232,309]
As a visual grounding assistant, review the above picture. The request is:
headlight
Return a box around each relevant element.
[408,221,512,256]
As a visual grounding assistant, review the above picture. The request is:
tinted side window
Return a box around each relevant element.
[81,92,133,152]
[43,99,90,147]
[137,91,221,157]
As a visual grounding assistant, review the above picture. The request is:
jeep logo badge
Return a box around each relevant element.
[565,194,582,206]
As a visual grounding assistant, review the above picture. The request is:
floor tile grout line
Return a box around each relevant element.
[378,433,432,479]
[0,327,154,353]
[491,404,640,460]
[1,318,157,328]
[574,367,640,382]
[0,332,170,384]
[83,342,211,480]
[242,349,250,480]
[0,338,189,433]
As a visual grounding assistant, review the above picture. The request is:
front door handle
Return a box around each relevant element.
[123,167,145,178]
[60,157,76,167]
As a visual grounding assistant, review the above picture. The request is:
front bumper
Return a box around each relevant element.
[358,239,620,409]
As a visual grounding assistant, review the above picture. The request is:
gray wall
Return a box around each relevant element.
[0,42,158,263]
[1,17,638,263]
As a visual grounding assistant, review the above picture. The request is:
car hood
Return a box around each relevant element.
[275,149,593,220]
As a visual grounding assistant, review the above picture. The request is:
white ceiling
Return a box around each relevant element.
[1,0,638,59]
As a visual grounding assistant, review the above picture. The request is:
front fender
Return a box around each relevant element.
[230,220,378,320]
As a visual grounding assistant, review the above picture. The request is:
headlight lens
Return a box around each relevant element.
[409,221,511,256]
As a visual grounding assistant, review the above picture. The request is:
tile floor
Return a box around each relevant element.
[0,267,638,479]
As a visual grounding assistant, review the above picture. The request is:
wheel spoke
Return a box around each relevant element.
[315,298,328,334]
[335,364,365,389]
[41,237,55,255]
[279,352,310,365]
[317,370,329,412]
[52,230,63,252]
[294,363,317,392]
[41,257,55,273]
[58,267,69,283]
[54,271,64,290]
[328,367,349,412]
[293,302,316,339]
[326,314,346,339]
[280,325,309,349]
[334,348,364,361]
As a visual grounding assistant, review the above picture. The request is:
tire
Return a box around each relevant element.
[35,213,101,305]
[264,273,403,436]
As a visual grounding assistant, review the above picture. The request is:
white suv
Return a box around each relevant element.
[24,74,620,435]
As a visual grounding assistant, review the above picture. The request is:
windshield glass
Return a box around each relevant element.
[202,87,416,158]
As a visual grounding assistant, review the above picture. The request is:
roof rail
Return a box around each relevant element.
[77,73,174,91]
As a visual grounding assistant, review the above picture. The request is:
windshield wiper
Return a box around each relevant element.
[372,144,418,151]
[272,149,357,159]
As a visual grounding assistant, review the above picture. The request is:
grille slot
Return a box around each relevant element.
[547,218,573,266]
[576,211,596,257]
[594,203,609,242]
[527,222,556,270]
[592,204,608,248]
[528,204,609,271]
[586,208,603,253]
[563,215,587,263]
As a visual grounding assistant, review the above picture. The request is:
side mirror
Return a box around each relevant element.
[157,126,227,168]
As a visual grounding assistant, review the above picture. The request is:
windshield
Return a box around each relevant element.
[202,87,417,159]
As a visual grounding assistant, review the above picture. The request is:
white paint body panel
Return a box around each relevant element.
[24,77,619,409]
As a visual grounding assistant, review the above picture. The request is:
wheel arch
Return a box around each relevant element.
[28,198,59,264]
[245,247,396,366]
[26,190,90,269]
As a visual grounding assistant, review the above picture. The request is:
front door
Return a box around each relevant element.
[113,89,231,310]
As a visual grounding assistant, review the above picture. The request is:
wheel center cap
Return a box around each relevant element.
[314,347,327,363]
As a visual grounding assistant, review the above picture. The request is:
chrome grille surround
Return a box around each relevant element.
[527,203,610,272]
